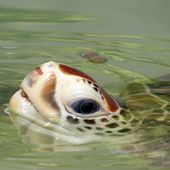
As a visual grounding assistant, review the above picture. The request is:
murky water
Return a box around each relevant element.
[0,0,170,169]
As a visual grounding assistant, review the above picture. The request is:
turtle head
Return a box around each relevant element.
[9,61,127,142]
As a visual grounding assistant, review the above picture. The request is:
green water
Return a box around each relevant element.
[0,0,170,169]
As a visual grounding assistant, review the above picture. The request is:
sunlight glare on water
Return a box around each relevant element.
[0,0,170,170]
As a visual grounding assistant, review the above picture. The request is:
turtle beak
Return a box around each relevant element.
[9,66,42,115]
[9,62,62,124]
[9,90,23,114]
[9,89,38,118]
[8,66,45,115]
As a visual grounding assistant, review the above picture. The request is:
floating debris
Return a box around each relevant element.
[80,51,107,63]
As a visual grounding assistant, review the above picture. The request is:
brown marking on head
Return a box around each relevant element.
[105,130,112,134]
[59,64,96,82]
[112,115,119,120]
[67,115,79,124]
[101,96,104,100]
[20,89,28,98]
[27,67,43,87]
[101,89,120,112]
[118,128,131,133]
[84,119,96,124]
[130,119,139,126]
[105,123,119,129]
[93,87,98,92]
[77,127,85,132]
[96,127,104,130]
[120,110,132,120]
[41,73,60,111]
[94,132,104,136]
[84,126,92,130]
[88,80,92,84]
[100,118,109,122]
[93,83,99,88]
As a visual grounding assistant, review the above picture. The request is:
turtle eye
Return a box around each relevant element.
[70,99,100,115]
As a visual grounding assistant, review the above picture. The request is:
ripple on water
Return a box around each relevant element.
[0,5,170,169]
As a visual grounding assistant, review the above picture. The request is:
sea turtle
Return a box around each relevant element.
[8,61,170,149]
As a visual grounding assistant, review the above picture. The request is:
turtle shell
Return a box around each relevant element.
[119,80,170,124]
[120,83,168,110]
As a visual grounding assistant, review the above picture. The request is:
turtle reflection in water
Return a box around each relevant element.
[8,61,170,150]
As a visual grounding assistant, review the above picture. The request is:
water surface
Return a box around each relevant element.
[0,0,170,169]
